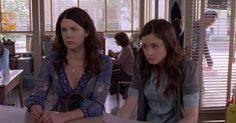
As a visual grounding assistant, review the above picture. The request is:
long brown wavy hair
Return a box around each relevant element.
[54,7,101,75]
[139,19,185,97]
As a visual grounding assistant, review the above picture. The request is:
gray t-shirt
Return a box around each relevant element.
[128,59,199,123]
[145,71,177,123]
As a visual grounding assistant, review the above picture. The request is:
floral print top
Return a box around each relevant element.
[24,53,112,117]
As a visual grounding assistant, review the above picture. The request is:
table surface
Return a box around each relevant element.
[0,69,23,86]
[0,105,147,123]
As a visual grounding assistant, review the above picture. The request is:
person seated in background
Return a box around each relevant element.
[0,39,10,104]
[117,19,199,123]
[24,7,112,123]
[108,32,134,100]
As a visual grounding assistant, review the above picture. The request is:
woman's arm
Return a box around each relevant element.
[37,55,113,123]
[117,95,138,119]
[177,93,199,123]
[178,60,199,123]
[178,106,198,123]
[24,55,54,110]
[77,55,113,117]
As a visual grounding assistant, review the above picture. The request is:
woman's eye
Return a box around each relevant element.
[71,27,79,31]
[61,28,67,32]
[152,45,159,49]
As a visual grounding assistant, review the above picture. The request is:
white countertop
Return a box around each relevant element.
[0,105,147,123]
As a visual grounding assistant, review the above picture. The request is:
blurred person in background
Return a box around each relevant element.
[192,10,218,69]
[108,32,134,100]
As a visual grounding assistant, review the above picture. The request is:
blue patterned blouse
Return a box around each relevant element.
[24,53,112,117]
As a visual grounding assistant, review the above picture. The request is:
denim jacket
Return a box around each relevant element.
[24,53,112,117]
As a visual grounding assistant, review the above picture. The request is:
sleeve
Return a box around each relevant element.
[183,92,199,107]
[182,59,199,95]
[79,55,113,117]
[113,47,130,65]
[24,55,53,110]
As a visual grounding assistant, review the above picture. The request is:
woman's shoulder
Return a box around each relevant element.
[99,54,112,70]
[99,54,112,63]
[182,58,196,65]
[99,54,112,66]
[181,58,197,71]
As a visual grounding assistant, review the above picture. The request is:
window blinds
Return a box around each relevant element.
[186,0,236,110]
[44,0,139,32]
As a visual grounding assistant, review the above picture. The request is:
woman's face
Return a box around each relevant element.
[141,33,167,65]
[61,19,88,50]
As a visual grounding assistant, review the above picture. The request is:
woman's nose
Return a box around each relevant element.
[65,30,73,37]
[146,48,154,56]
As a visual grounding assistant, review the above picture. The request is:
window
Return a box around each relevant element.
[1,0,32,31]
[106,0,131,31]
[79,0,105,31]
[44,0,139,32]
[43,0,140,56]
[0,33,32,53]
[186,0,235,110]
[44,0,78,31]
[158,0,166,19]
[0,0,32,53]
